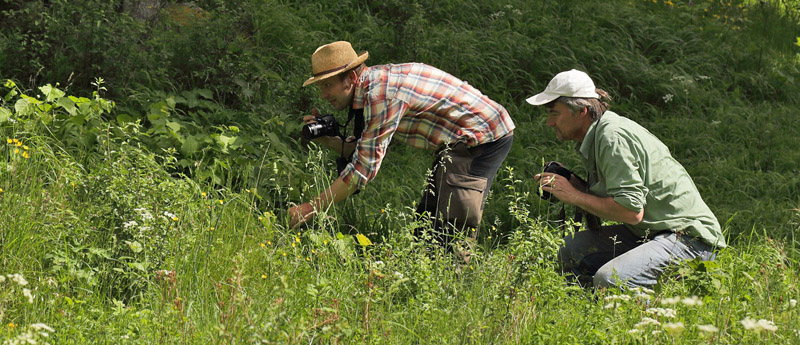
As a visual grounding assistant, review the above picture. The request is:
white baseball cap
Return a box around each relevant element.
[526,69,599,105]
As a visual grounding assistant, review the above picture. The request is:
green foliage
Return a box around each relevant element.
[1,0,800,343]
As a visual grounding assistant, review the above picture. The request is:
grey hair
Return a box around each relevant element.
[547,89,611,121]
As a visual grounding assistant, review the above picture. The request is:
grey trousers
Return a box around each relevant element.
[558,225,717,288]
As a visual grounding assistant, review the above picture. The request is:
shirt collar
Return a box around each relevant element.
[577,118,599,160]
[351,70,367,110]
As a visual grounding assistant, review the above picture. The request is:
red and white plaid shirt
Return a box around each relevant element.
[340,63,515,189]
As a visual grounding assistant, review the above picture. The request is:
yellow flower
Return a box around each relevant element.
[201,192,207,198]
[323,240,328,245]
[5,138,11,144]
[22,145,28,150]
[291,242,296,248]
[15,141,22,147]
[22,151,29,159]
[7,322,16,329]
[260,243,266,248]
[306,257,311,261]
[209,226,215,231]
[282,252,287,257]
[295,237,300,243]
[0,188,3,193]
[258,216,263,220]
[261,274,267,279]
[381,209,385,213]
[14,148,19,154]
[267,241,272,246]
[172,216,178,221]
[218,199,224,204]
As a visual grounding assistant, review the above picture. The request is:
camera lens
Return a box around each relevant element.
[302,123,324,139]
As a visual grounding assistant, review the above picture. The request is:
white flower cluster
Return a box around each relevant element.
[3,323,54,345]
[680,295,704,307]
[740,317,778,332]
[645,307,677,318]
[663,322,685,336]
[697,324,719,333]
[6,273,28,286]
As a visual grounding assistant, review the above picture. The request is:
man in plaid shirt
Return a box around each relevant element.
[290,41,514,245]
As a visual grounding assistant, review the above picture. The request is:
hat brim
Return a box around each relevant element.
[302,52,369,87]
[525,92,560,106]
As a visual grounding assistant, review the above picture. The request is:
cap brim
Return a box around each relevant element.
[525,92,560,106]
[302,52,369,87]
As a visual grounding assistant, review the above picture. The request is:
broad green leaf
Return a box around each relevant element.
[0,108,9,122]
[14,98,31,116]
[166,120,182,133]
[218,134,237,148]
[181,135,201,155]
[56,96,77,116]
[116,114,136,125]
[126,240,143,253]
[356,233,373,246]
[197,88,213,99]
[39,84,65,102]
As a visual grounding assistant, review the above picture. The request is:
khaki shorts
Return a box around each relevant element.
[415,134,513,241]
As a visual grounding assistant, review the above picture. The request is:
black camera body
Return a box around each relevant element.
[539,161,574,201]
[302,114,339,139]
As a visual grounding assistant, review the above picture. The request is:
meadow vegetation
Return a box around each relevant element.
[1,0,799,343]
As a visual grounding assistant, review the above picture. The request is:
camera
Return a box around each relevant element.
[539,161,574,201]
[302,114,340,139]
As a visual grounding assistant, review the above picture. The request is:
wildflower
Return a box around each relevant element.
[291,242,296,248]
[627,329,643,335]
[635,317,661,328]
[790,299,797,308]
[697,324,719,333]
[201,192,207,198]
[663,322,685,336]
[295,237,300,243]
[29,323,54,333]
[605,295,631,302]
[267,241,272,246]
[6,138,11,144]
[22,145,28,150]
[258,216,263,220]
[629,286,655,295]
[381,209,385,213]
[218,199,224,204]
[123,220,138,229]
[14,140,21,147]
[261,274,267,279]
[662,94,674,103]
[8,273,28,286]
[740,317,778,332]
[163,211,176,219]
[646,307,676,318]
[0,275,5,283]
[0,188,3,193]
[260,243,265,248]
[22,151,29,159]
[282,252,287,257]
[323,240,328,245]
[306,257,311,261]
[7,322,16,329]
[681,296,704,307]
[23,288,33,303]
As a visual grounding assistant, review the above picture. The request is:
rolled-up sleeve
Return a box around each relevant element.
[598,135,648,212]
[339,98,407,189]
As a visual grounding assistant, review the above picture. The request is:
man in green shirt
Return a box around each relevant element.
[527,69,726,288]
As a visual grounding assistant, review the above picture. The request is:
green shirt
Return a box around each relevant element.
[578,111,726,248]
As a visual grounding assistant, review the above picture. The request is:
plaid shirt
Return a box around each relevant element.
[339,63,515,189]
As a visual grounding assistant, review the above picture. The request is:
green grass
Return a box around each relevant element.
[2,0,800,343]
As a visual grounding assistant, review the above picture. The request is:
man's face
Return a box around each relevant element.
[546,102,590,142]
[318,73,355,111]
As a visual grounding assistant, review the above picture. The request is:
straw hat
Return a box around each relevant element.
[302,41,369,87]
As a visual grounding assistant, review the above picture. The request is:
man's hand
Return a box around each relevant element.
[535,172,582,204]
[288,202,315,229]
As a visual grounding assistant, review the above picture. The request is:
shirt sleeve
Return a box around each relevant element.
[339,98,407,189]
[597,133,648,212]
